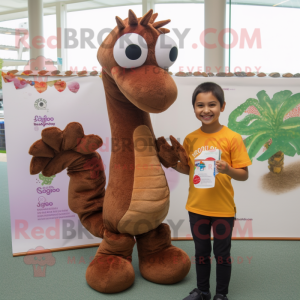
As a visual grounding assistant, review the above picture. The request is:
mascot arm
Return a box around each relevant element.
[156,135,189,168]
[28,122,106,238]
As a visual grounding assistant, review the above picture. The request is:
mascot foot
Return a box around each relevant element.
[86,230,135,293]
[136,223,191,284]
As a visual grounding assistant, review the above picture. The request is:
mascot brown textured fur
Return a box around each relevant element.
[29,9,191,294]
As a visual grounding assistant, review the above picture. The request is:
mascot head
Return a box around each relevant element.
[97,9,178,113]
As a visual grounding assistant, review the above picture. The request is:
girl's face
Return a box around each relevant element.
[194,92,225,125]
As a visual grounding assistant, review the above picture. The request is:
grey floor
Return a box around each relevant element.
[0,161,299,300]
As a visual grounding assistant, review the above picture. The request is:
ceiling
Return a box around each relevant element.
[0,0,299,22]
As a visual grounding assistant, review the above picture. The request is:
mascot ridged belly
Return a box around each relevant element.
[118,125,170,235]
[29,8,191,294]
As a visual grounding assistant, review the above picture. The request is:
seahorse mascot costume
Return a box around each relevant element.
[29,9,191,293]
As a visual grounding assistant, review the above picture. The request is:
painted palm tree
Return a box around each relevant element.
[228,90,300,174]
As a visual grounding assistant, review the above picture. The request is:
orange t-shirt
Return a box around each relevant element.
[183,125,252,217]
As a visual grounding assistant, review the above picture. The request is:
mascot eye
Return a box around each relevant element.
[113,33,148,68]
[155,35,178,69]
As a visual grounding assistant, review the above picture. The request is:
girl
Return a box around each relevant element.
[172,82,252,300]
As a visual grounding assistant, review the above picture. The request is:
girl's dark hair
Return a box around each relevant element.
[192,82,224,108]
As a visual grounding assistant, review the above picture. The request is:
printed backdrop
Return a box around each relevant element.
[3,75,300,255]
[152,76,300,241]
[3,75,110,255]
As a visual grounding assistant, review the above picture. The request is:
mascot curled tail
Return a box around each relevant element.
[29,122,106,238]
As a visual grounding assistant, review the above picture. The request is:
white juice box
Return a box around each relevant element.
[193,149,221,189]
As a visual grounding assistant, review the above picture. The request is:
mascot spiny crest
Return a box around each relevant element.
[116,9,170,33]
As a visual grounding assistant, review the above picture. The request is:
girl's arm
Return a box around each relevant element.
[216,160,249,181]
[171,162,190,175]
[227,166,248,181]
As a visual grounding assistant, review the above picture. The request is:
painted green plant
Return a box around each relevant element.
[228,90,300,173]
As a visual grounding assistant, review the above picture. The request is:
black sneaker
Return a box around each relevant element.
[183,288,211,300]
[213,294,228,300]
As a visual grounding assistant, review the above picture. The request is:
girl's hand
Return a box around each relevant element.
[216,160,230,174]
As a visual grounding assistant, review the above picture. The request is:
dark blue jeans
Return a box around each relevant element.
[188,211,235,295]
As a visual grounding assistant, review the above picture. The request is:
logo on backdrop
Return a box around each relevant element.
[36,173,60,196]
[37,186,60,196]
[36,174,60,196]
[37,196,53,208]
[23,246,56,277]
[37,173,56,185]
[33,115,55,128]
[34,98,48,110]
[36,174,60,199]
